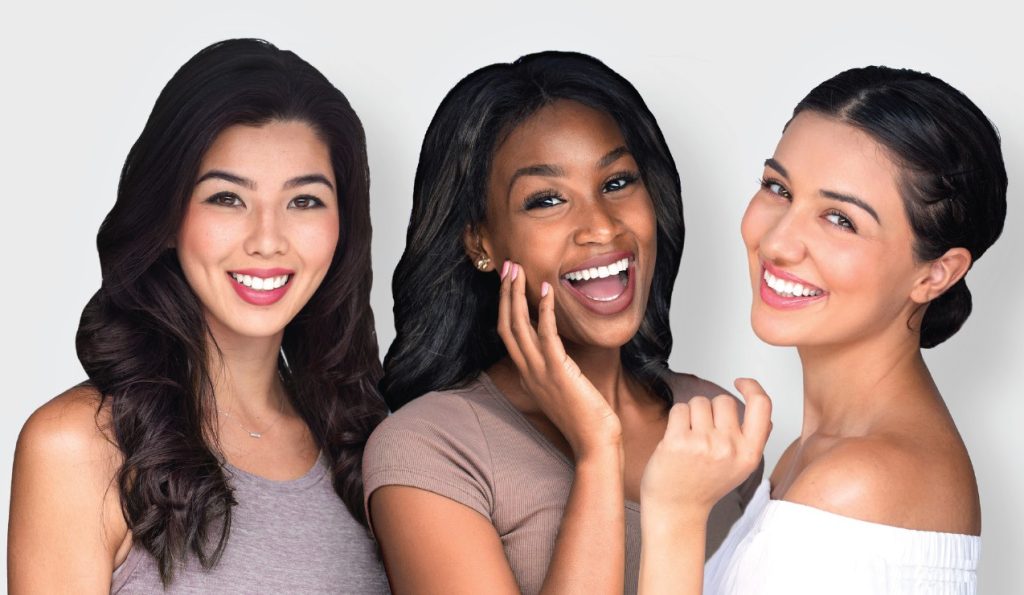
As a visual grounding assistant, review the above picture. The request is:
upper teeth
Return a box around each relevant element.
[563,257,630,282]
[763,270,822,298]
[231,273,290,291]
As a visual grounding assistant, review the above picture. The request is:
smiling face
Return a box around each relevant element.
[740,111,935,348]
[176,120,339,344]
[474,100,657,350]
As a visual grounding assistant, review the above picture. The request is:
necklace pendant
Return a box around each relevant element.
[249,431,262,439]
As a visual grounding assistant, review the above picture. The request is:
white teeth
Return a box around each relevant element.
[231,273,291,292]
[762,269,823,298]
[563,257,630,282]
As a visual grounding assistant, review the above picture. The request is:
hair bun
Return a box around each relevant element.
[920,278,972,348]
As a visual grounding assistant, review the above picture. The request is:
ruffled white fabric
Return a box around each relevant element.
[704,480,979,594]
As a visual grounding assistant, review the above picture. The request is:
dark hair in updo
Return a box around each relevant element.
[792,66,1007,348]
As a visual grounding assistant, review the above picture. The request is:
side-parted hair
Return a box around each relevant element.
[792,66,1007,348]
[382,51,684,410]
[75,39,386,583]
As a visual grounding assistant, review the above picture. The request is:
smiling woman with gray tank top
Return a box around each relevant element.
[9,39,389,593]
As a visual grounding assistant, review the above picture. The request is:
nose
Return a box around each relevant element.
[758,206,807,265]
[572,196,622,246]
[243,204,288,257]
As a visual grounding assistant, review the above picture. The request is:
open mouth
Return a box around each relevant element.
[562,256,630,302]
[229,272,292,292]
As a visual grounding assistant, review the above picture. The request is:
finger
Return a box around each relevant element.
[536,281,569,365]
[711,395,740,431]
[687,396,713,430]
[508,264,543,370]
[665,402,691,435]
[496,261,526,369]
[734,378,773,449]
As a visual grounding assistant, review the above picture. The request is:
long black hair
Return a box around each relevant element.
[792,66,1007,348]
[75,39,386,583]
[382,51,684,410]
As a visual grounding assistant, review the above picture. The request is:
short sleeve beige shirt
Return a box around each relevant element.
[363,372,762,595]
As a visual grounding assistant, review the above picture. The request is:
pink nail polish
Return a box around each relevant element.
[500,260,510,279]
[541,281,550,297]
[510,264,519,281]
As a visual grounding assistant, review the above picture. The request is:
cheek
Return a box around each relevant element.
[176,210,231,271]
[740,197,770,255]
[301,216,340,271]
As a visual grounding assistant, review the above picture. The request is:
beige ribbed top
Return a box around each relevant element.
[363,372,762,595]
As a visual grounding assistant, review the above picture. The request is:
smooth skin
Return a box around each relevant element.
[9,120,337,592]
[638,111,979,595]
[370,100,731,594]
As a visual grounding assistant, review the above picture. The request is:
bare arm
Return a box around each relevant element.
[8,388,128,594]
[638,380,772,595]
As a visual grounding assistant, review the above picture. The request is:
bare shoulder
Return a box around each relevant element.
[10,384,128,591]
[783,433,980,535]
[17,384,119,464]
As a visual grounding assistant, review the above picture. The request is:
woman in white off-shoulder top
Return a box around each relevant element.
[639,66,1006,595]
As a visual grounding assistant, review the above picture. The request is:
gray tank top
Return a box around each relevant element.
[111,453,390,594]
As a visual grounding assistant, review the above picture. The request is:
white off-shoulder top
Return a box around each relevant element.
[704,480,979,594]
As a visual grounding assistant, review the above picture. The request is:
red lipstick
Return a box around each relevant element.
[227,268,294,306]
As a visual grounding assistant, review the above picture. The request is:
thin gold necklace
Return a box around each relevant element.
[218,396,286,439]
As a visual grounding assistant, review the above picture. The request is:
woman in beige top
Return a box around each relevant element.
[363,51,761,595]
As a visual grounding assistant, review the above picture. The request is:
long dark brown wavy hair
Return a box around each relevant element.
[75,39,386,584]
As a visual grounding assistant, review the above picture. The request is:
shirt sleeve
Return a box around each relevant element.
[362,392,495,536]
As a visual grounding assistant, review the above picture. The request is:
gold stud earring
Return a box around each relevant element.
[475,256,492,271]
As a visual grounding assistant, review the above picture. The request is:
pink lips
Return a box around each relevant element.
[758,261,826,310]
[228,267,294,306]
[559,251,636,316]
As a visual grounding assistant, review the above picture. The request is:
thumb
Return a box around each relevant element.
[734,377,773,450]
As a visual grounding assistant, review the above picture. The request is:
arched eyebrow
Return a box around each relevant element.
[820,190,880,223]
[507,146,632,195]
[196,169,255,189]
[598,146,631,168]
[283,174,335,192]
[764,158,881,223]
[195,170,334,192]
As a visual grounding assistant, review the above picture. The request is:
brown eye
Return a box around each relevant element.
[602,172,639,193]
[205,192,243,207]
[759,178,792,200]
[289,195,326,209]
[824,209,856,232]
[523,192,566,210]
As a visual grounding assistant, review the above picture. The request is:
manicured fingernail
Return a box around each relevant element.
[510,264,519,281]
[500,260,510,279]
[541,281,550,297]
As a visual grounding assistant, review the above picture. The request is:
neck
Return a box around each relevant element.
[797,328,936,438]
[206,325,288,416]
[562,341,635,410]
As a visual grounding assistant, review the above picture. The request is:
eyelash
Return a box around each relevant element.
[824,208,856,232]
[759,177,792,200]
[758,178,857,233]
[205,191,243,207]
[289,195,326,209]
[203,192,326,209]
[522,171,641,211]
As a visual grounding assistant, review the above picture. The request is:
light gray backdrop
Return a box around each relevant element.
[2,0,1021,591]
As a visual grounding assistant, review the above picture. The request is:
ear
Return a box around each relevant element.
[909,247,972,304]
[462,223,497,272]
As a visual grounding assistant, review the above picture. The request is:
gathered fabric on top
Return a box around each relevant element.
[704,479,979,595]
